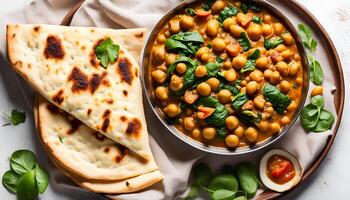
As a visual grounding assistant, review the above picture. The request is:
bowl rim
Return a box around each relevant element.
[141,0,310,155]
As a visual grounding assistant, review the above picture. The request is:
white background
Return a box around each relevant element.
[0,0,349,199]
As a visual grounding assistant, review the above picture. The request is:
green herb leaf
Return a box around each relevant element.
[208,175,239,193]
[185,185,199,200]
[185,8,196,17]
[238,32,251,51]
[212,189,236,200]
[218,6,239,24]
[202,0,215,11]
[235,163,258,197]
[206,104,228,127]
[248,49,261,60]
[17,170,38,200]
[314,109,335,132]
[10,150,37,175]
[264,36,283,50]
[232,93,248,111]
[165,32,204,56]
[216,127,228,139]
[2,109,26,126]
[206,62,221,77]
[2,170,20,193]
[240,60,255,74]
[300,104,320,131]
[219,80,241,96]
[310,59,324,85]
[252,16,262,24]
[95,37,119,69]
[216,56,224,63]
[310,95,324,108]
[193,163,212,186]
[167,56,198,79]
[240,1,262,13]
[197,96,220,107]
[238,110,261,126]
[262,84,291,114]
[35,164,49,194]
[233,196,248,200]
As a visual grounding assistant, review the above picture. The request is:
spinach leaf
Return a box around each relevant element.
[17,170,38,200]
[185,185,199,200]
[165,32,204,56]
[298,24,317,52]
[248,49,261,60]
[185,8,196,17]
[233,196,248,200]
[235,163,258,198]
[264,36,283,50]
[206,62,221,77]
[219,80,241,96]
[252,16,262,24]
[212,189,236,200]
[10,150,37,175]
[206,104,228,127]
[232,93,248,111]
[262,84,291,114]
[310,95,324,108]
[310,59,324,85]
[202,0,215,11]
[197,96,220,107]
[35,164,49,194]
[2,170,20,193]
[216,56,224,63]
[240,60,255,74]
[167,56,198,79]
[2,109,26,126]
[238,110,261,126]
[218,6,239,24]
[241,1,262,13]
[300,104,319,131]
[216,127,228,139]
[314,110,335,132]
[193,163,212,186]
[208,175,239,193]
[238,32,251,51]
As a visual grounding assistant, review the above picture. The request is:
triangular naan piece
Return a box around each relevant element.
[7,24,151,159]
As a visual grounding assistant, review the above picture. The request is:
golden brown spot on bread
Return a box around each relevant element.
[117,57,134,85]
[126,181,130,186]
[126,118,142,137]
[90,72,107,94]
[135,68,139,77]
[115,146,128,163]
[52,90,64,105]
[92,132,106,141]
[44,35,65,59]
[123,90,128,96]
[33,26,40,32]
[101,109,111,132]
[67,118,81,135]
[106,99,114,104]
[104,147,110,153]
[120,116,127,122]
[87,109,92,116]
[135,32,144,38]
[103,109,111,118]
[12,33,15,38]
[47,104,60,114]
[28,64,32,69]
[68,67,89,92]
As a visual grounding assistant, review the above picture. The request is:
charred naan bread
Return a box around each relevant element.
[7,24,151,159]
[34,96,160,181]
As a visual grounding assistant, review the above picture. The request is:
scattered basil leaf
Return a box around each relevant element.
[262,84,291,114]
[2,170,20,193]
[236,163,258,197]
[202,0,215,11]
[252,16,262,24]
[208,175,239,193]
[232,93,248,111]
[35,164,49,194]
[17,170,38,200]
[95,37,119,69]
[10,150,37,175]
[206,104,228,127]
[193,163,212,186]
[185,8,196,17]
[212,189,236,200]
[264,36,283,50]
[206,62,221,77]
[238,32,251,51]
[2,109,26,126]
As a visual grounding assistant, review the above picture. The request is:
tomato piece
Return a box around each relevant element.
[270,161,292,177]
[195,10,211,17]
[184,90,199,104]
[197,107,215,119]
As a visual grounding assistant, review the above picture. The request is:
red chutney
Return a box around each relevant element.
[266,155,295,184]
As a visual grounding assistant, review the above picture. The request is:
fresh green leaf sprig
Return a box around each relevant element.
[95,37,120,69]
[298,23,324,85]
[185,162,259,200]
[300,95,335,132]
[2,150,49,200]
[238,32,251,52]
[240,49,261,74]
[2,109,26,126]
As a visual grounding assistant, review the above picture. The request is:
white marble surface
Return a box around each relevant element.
[0,0,349,199]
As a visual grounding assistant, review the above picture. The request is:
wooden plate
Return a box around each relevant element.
[59,0,344,199]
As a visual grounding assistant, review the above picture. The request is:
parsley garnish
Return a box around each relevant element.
[95,37,120,69]
[2,109,26,126]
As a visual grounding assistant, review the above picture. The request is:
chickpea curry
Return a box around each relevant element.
[149,0,303,148]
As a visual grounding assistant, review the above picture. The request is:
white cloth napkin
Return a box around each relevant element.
[0,0,337,200]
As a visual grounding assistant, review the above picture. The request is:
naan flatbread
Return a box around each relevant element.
[7,24,151,159]
[34,95,160,181]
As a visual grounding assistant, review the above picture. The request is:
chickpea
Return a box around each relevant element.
[201,53,210,63]
[223,60,233,69]
[152,47,165,64]
[282,33,294,46]
[197,82,212,96]
[223,69,237,82]
[261,24,273,36]
[157,65,167,72]
[157,34,166,43]
[196,47,210,58]
[296,77,303,86]
[311,86,323,96]
[226,116,239,131]
[259,121,270,131]
[230,25,245,38]
[234,126,245,138]
[220,53,228,60]
[289,62,300,76]
[270,71,281,85]
[266,106,274,114]
[195,65,207,78]
[246,81,258,95]
[226,44,241,57]
[281,116,290,126]
[275,44,287,53]
[245,127,258,143]
[176,63,187,74]
[207,78,220,90]
[225,135,239,148]
[287,101,297,112]
[249,70,263,82]
[223,17,236,30]
[279,80,291,94]
[206,20,220,37]
[155,86,168,100]
[218,89,232,104]
[225,104,234,114]
[184,117,196,131]
[211,0,225,13]
[163,104,180,117]
[280,49,294,60]
[273,23,284,35]
[264,69,273,80]
[270,122,281,134]
[202,127,217,140]
[212,38,226,52]
[294,54,301,61]
[165,53,177,66]
[256,56,269,69]
[232,55,247,69]
[247,24,262,41]
[169,75,183,91]
[180,15,194,30]
[151,70,166,83]
[253,95,266,110]
[192,128,201,139]
[276,61,289,77]
[169,20,180,34]
[263,14,272,24]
